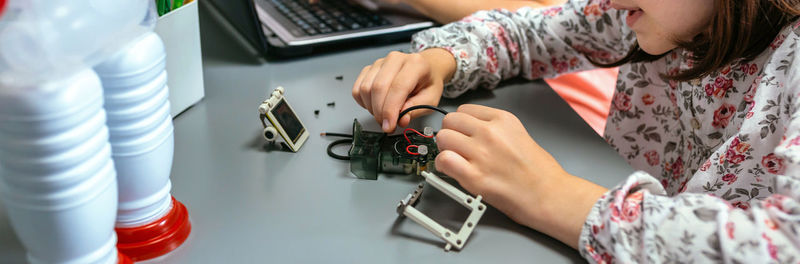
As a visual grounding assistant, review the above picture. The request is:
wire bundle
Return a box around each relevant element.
[322,105,449,160]
[403,128,433,155]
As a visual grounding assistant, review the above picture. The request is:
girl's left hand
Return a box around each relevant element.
[434,104,568,228]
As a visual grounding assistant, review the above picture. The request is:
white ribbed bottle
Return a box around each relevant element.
[94,31,174,229]
[94,30,191,261]
[0,68,119,264]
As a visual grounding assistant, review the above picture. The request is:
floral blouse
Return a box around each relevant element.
[410,0,800,262]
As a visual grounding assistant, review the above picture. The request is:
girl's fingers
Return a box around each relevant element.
[370,53,407,126]
[442,112,484,137]
[396,84,441,127]
[435,150,480,186]
[435,128,479,161]
[359,58,384,115]
[381,60,429,132]
[456,104,499,121]
[352,65,370,109]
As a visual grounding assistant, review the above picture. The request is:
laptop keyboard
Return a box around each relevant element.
[270,0,392,36]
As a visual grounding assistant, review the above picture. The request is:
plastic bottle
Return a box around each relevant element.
[95,31,174,229]
[0,69,120,264]
[0,0,151,87]
[0,0,153,262]
[94,29,191,262]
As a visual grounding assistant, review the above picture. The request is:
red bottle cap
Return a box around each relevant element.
[117,251,133,264]
[0,0,6,18]
[115,196,192,261]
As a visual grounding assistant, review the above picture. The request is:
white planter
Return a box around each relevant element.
[154,0,205,117]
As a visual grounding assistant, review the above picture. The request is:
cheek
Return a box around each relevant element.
[649,1,714,43]
[634,23,678,55]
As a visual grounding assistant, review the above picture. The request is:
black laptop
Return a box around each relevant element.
[205,0,434,58]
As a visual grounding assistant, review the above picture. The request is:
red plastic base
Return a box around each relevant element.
[117,251,133,264]
[0,0,6,17]
[115,197,191,262]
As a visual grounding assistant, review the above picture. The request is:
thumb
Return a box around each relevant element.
[396,81,443,128]
[399,114,412,128]
[396,99,437,128]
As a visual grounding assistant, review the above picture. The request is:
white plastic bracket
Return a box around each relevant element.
[396,171,486,251]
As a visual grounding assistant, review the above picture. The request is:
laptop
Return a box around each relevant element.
[205,0,434,58]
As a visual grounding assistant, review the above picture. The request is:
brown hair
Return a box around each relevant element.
[597,0,800,81]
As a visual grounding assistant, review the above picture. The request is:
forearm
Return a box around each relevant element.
[411,0,631,98]
[405,0,556,24]
[525,172,607,249]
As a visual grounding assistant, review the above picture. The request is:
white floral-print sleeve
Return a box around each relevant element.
[410,0,634,98]
[581,171,800,263]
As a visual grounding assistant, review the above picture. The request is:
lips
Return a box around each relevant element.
[609,3,644,27]
[609,2,638,11]
[626,8,643,27]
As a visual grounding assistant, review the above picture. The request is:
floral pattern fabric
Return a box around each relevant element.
[410,0,800,262]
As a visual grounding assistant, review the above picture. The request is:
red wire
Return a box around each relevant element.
[406,144,420,155]
[403,128,433,143]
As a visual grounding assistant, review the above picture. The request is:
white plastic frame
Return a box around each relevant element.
[257,86,309,152]
[396,171,486,251]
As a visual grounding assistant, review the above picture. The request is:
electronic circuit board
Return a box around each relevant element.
[348,119,438,180]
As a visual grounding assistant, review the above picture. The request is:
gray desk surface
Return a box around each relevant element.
[0,4,633,263]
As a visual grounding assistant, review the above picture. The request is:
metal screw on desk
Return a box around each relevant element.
[335,75,343,81]
[327,102,335,107]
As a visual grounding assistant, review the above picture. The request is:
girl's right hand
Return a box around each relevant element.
[352,48,456,133]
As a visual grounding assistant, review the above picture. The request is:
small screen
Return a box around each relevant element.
[271,99,304,143]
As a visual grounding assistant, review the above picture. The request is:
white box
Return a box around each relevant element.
[155,0,205,117]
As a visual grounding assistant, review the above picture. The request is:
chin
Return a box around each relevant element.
[636,38,674,56]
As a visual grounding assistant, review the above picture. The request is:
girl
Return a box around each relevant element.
[352,0,800,262]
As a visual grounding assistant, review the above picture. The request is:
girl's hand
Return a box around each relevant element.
[434,104,607,248]
[435,104,565,226]
[352,49,455,132]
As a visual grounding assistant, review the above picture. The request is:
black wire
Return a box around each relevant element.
[327,138,352,160]
[397,105,449,122]
[324,105,445,161]
[321,132,353,138]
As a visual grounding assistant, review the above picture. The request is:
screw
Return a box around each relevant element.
[327,102,335,107]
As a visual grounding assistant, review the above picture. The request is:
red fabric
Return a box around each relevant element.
[544,68,618,136]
